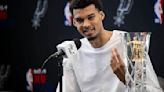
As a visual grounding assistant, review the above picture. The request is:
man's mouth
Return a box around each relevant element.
[83,29,94,33]
[83,29,89,33]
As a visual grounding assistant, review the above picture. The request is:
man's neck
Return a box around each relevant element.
[90,30,112,48]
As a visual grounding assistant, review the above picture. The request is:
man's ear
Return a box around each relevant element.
[73,18,77,27]
[99,11,105,20]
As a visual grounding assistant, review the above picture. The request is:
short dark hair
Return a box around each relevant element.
[70,0,104,15]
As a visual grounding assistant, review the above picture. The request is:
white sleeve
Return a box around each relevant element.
[62,58,81,92]
[146,53,163,92]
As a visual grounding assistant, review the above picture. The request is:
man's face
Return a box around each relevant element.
[73,4,105,40]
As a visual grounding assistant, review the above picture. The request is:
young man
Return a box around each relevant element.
[61,0,163,92]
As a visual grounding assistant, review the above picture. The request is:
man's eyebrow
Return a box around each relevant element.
[74,15,83,19]
[74,13,95,20]
[75,17,83,21]
[87,13,95,17]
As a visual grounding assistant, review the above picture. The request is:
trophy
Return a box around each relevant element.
[123,32,151,92]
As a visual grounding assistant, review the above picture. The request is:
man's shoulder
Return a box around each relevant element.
[79,38,88,44]
[113,30,127,34]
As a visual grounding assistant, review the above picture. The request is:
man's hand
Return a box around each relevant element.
[110,48,125,84]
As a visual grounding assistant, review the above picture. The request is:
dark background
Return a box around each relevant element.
[0,0,164,91]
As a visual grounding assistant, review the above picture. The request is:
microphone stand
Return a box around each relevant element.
[57,56,63,92]
[41,54,64,92]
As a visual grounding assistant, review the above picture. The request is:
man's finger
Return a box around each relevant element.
[112,48,124,65]
[112,48,120,63]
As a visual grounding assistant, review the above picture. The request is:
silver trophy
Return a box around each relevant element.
[123,32,151,92]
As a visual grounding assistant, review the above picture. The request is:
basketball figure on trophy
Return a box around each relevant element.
[128,33,145,62]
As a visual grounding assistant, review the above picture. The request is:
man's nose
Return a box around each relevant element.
[83,19,90,29]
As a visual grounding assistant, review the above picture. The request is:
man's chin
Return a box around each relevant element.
[87,36,97,41]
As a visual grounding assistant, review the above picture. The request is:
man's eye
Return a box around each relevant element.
[76,18,84,23]
[88,15,95,20]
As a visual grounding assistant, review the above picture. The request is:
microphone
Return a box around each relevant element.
[41,38,81,69]
[52,38,81,58]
